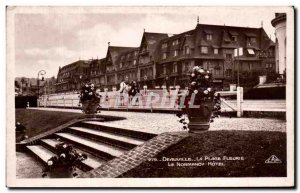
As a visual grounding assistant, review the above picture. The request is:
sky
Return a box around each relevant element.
[14,7,279,78]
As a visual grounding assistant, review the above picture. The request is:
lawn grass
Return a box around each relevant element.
[15,109,85,138]
[121,130,286,177]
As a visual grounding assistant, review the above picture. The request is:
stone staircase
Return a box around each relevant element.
[25,120,157,174]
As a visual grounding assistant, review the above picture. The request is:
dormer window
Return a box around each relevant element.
[245,33,257,44]
[206,34,213,41]
[162,52,167,59]
[174,50,178,57]
[162,43,168,49]
[201,46,208,54]
[229,31,239,41]
[185,46,190,55]
[232,35,238,41]
[172,39,179,46]
[214,48,219,54]
[248,37,256,43]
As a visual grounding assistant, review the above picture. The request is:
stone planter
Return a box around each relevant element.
[48,166,76,178]
[81,100,99,114]
[186,100,214,133]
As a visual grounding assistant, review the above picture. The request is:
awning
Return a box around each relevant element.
[247,49,255,55]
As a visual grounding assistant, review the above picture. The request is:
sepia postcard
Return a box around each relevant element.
[6,6,294,187]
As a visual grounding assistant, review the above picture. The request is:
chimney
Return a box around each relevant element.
[108,42,110,46]
[197,16,199,24]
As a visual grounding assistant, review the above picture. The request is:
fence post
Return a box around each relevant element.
[150,93,153,113]
[237,87,243,117]
[240,87,244,117]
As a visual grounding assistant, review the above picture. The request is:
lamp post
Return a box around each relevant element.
[79,75,83,90]
[37,70,46,97]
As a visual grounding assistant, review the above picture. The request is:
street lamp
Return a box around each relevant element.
[37,70,46,97]
[79,75,83,90]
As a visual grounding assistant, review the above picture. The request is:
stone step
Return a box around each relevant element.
[79,121,157,140]
[68,126,144,149]
[27,145,56,164]
[41,138,104,170]
[54,133,125,160]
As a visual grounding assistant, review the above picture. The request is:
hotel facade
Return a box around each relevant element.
[56,22,276,92]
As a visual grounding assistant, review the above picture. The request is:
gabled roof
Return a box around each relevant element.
[140,32,170,63]
[106,46,138,65]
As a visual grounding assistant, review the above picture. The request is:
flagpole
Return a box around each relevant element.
[237,47,240,87]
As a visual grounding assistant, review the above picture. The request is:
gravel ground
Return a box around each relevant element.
[33,108,286,133]
[99,111,286,133]
[16,152,44,178]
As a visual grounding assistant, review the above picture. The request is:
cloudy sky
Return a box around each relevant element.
[14,7,279,78]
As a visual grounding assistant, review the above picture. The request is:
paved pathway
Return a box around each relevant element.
[30,108,286,133]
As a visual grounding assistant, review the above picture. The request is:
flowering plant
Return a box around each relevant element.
[79,83,101,114]
[177,66,221,130]
[79,83,100,102]
[42,142,87,178]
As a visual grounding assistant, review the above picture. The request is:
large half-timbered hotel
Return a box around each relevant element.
[56,22,276,93]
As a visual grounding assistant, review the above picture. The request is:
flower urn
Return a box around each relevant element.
[185,99,215,132]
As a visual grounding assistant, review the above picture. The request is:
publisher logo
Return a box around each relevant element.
[265,155,282,164]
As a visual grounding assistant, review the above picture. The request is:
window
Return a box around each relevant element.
[248,37,256,43]
[225,69,232,76]
[148,67,153,77]
[266,63,273,69]
[247,49,255,55]
[214,48,219,54]
[206,34,213,41]
[162,43,168,49]
[268,50,273,57]
[172,39,179,46]
[182,63,187,72]
[162,53,167,59]
[226,54,233,59]
[174,50,178,57]
[120,62,123,68]
[185,46,190,55]
[134,51,138,56]
[215,67,221,75]
[133,60,137,65]
[201,46,208,54]
[232,35,238,41]
[173,63,178,73]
